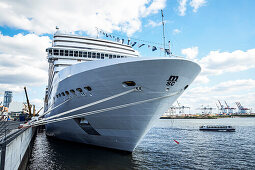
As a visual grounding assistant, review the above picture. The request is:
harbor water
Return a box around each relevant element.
[27,118,255,169]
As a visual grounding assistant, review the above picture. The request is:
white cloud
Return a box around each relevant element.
[199,49,255,76]
[0,33,51,92]
[145,20,162,27]
[178,0,187,16]
[181,46,198,59]
[0,0,166,36]
[173,28,181,34]
[190,0,206,12]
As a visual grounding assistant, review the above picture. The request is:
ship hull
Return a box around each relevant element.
[45,57,200,152]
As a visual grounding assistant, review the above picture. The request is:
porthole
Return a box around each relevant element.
[65,91,69,95]
[184,85,189,90]
[76,88,83,92]
[122,81,136,87]
[84,86,92,91]
[61,92,65,96]
[70,89,75,94]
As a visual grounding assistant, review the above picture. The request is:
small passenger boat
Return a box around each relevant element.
[199,125,235,132]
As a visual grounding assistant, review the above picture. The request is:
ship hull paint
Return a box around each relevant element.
[45,58,200,152]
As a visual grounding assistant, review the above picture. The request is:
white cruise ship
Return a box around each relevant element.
[44,30,201,152]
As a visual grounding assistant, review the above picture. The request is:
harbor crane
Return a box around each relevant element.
[224,101,235,114]
[235,102,250,114]
[24,87,32,118]
[176,100,190,115]
[197,105,215,115]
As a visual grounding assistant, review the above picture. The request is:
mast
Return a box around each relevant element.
[161,9,166,56]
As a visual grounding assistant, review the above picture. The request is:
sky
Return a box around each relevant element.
[0,0,254,114]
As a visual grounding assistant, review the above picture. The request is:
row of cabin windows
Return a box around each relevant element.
[55,86,92,99]
[47,49,128,59]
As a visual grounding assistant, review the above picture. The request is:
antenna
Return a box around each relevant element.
[161,9,166,56]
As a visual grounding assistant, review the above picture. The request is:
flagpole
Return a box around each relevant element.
[161,9,166,57]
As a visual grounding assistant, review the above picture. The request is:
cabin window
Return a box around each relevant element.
[74,51,78,57]
[64,50,68,56]
[54,49,59,55]
[69,50,73,56]
[61,92,65,96]
[92,53,96,58]
[49,49,52,55]
[101,56,104,59]
[76,88,83,92]
[105,54,108,57]
[56,95,58,98]
[113,55,116,58]
[109,55,112,59]
[83,52,87,57]
[65,91,69,95]
[79,51,82,57]
[88,52,91,58]
[84,86,92,91]
[70,89,75,94]
[60,50,64,56]
[117,55,120,58]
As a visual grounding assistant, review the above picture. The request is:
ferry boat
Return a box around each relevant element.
[199,125,235,132]
[43,30,201,152]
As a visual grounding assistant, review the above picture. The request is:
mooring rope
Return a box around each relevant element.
[31,88,137,126]
[24,90,181,127]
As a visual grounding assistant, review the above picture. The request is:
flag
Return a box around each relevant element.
[138,44,145,48]
[132,42,137,47]
[173,139,179,144]
[165,49,171,55]
[152,46,157,51]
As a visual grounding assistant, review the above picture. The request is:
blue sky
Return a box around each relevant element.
[0,0,254,113]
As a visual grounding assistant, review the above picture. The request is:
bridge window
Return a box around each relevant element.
[49,49,52,55]
[54,49,59,55]
[83,52,87,58]
[113,55,116,58]
[92,53,96,58]
[88,52,91,58]
[65,50,68,56]
[109,55,112,59]
[69,50,73,56]
[105,54,108,57]
[117,55,120,58]
[97,53,100,59]
[60,50,64,56]
[79,51,82,57]
[74,51,78,57]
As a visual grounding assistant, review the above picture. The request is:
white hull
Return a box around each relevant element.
[45,57,200,152]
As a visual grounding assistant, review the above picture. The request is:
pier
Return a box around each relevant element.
[0,121,36,170]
